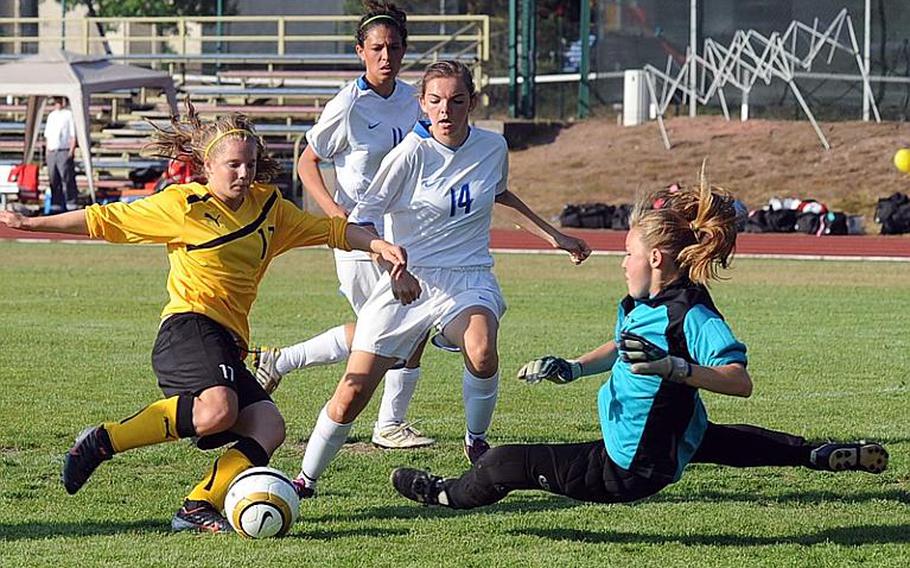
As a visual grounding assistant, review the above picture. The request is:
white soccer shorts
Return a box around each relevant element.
[352,266,507,362]
[335,258,383,314]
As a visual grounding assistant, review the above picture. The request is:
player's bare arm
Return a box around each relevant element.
[494,189,591,264]
[297,145,348,219]
[0,209,89,235]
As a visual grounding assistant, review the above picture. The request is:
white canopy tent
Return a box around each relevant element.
[0,51,178,202]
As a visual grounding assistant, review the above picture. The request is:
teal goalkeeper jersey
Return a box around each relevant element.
[598,279,748,483]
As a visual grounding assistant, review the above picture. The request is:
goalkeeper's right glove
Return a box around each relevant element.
[517,356,583,385]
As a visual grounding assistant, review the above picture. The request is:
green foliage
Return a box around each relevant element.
[0,243,908,567]
[58,0,229,18]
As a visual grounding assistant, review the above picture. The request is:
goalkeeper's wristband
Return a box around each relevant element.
[668,356,692,383]
[565,360,584,382]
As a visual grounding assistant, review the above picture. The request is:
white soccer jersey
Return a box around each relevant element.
[306,77,420,261]
[349,121,509,268]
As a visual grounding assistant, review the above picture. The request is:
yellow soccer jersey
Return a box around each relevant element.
[85,182,351,347]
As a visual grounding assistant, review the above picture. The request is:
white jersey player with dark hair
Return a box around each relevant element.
[252,1,432,452]
[292,59,591,498]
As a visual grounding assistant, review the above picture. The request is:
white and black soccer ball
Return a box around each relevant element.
[223,467,300,538]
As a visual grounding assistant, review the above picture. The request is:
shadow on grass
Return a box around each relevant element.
[647,487,910,506]
[0,520,409,542]
[514,524,910,546]
[0,520,169,541]
[317,494,584,523]
[291,527,410,540]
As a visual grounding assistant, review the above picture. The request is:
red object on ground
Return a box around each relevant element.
[166,158,196,185]
[7,163,38,191]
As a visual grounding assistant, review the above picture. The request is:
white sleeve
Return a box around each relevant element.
[348,142,413,228]
[304,91,351,161]
[495,141,509,195]
[66,112,75,140]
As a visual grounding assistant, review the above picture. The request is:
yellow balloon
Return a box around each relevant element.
[894,148,910,173]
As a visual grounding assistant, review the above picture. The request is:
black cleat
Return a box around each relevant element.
[171,500,233,533]
[390,467,447,506]
[810,441,889,473]
[62,426,114,495]
[463,438,490,465]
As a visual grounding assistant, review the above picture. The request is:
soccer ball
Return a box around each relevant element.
[223,467,300,538]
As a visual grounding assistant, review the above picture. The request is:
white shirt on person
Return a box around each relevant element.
[44,108,75,152]
[305,76,420,261]
[349,120,509,269]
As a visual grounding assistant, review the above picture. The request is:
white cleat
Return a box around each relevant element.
[372,422,436,449]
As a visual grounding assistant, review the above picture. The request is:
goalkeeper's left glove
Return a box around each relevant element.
[517,356,583,385]
[618,331,691,383]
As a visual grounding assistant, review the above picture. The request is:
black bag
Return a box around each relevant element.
[128,166,165,187]
[745,209,769,233]
[559,204,582,228]
[823,212,848,235]
[578,203,614,229]
[875,192,910,234]
[766,209,797,232]
[561,202,627,230]
[795,212,821,235]
[611,203,633,230]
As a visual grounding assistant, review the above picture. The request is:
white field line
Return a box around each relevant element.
[3,238,909,262]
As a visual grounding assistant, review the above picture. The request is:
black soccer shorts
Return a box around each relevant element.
[151,313,271,409]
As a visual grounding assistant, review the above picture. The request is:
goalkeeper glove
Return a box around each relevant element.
[618,331,691,383]
[517,356,583,385]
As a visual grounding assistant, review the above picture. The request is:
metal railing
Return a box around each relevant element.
[0,14,490,84]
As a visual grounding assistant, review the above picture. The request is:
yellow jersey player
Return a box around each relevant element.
[0,101,417,534]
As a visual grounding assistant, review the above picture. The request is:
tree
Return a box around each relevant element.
[59,1,225,19]
[58,1,232,55]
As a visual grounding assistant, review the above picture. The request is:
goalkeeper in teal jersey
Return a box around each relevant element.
[391,172,889,509]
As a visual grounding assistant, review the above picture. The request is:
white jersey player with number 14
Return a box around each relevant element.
[293,60,592,496]
[251,3,432,455]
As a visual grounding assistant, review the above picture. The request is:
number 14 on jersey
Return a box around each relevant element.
[449,183,473,216]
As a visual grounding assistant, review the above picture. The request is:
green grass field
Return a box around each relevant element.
[0,242,908,567]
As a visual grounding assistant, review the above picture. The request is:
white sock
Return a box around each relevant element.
[277,324,350,376]
[375,367,421,431]
[462,368,499,444]
[299,405,353,487]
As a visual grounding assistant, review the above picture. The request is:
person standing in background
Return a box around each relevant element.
[44,96,79,212]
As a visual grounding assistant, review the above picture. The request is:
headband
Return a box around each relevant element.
[360,14,397,29]
[203,129,255,160]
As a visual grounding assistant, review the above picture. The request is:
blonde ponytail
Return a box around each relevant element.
[630,162,737,285]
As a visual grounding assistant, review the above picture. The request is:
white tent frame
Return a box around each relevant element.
[0,51,178,202]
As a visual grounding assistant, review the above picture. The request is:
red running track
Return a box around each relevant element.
[492,229,910,259]
[2,225,909,259]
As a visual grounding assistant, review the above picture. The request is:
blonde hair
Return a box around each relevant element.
[630,163,737,285]
[141,98,282,183]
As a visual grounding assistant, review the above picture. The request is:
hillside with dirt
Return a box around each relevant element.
[500,115,910,229]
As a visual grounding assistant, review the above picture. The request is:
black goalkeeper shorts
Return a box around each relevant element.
[151,313,271,409]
